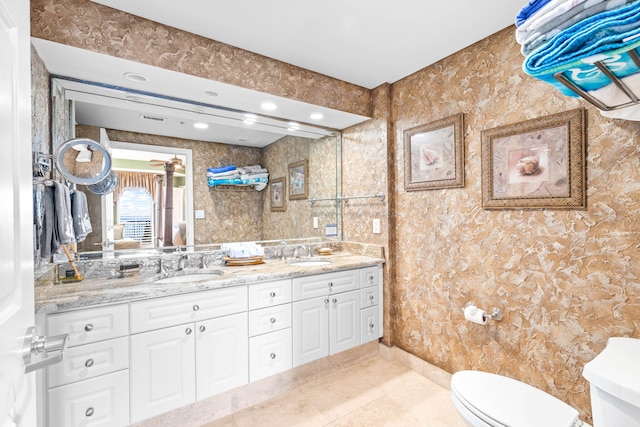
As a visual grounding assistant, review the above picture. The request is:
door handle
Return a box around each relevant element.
[23,326,69,373]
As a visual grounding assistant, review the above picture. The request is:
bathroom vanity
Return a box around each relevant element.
[34,254,383,426]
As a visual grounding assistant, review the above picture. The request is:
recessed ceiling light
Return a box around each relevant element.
[287,128,297,132]
[244,113,257,119]
[288,122,300,128]
[123,72,148,83]
[310,113,324,120]
[243,119,255,125]
[203,90,219,97]
[261,102,277,111]
[193,122,209,129]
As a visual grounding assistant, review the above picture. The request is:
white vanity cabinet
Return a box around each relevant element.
[248,280,293,382]
[292,269,362,367]
[129,286,248,423]
[360,266,382,343]
[44,304,130,427]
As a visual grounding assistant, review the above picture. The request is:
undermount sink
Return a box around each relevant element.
[154,269,224,284]
[287,258,334,267]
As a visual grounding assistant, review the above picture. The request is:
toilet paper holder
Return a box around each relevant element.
[464,302,504,322]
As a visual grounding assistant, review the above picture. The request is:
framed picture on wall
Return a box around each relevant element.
[288,160,308,200]
[403,113,465,191]
[270,177,286,212]
[481,108,586,210]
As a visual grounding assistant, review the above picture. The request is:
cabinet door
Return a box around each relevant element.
[292,297,329,367]
[329,290,361,355]
[195,312,248,400]
[47,370,129,427]
[130,324,196,423]
[249,328,292,382]
[360,306,379,344]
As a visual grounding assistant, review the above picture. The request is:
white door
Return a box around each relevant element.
[130,325,196,423]
[0,0,36,426]
[195,313,248,400]
[329,290,361,355]
[292,297,329,367]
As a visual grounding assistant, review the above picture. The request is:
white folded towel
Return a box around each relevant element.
[589,72,640,120]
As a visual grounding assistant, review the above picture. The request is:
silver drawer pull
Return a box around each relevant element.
[85,359,94,368]
[185,328,192,335]
[328,282,333,287]
[369,323,375,329]
[332,298,337,303]
[85,407,94,417]
[270,353,276,359]
[369,295,375,300]
[270,317,276,324]
[368,274,374,281]
[84,323,93,332]
[324,298,329,304]
[199,325,206,332]
[269,291,276,298]
[193,305,200,311]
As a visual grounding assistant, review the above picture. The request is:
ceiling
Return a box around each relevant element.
[33,2,521,148]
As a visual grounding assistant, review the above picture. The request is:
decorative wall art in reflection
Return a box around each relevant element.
[403,113,464,191]
[288,160,308,200]
[481,108,586,209]
[270,177,286,212]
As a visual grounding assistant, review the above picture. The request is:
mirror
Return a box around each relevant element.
[55,138,112,185]
[49,79,344,257]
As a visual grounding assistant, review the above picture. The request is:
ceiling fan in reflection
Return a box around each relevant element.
[149,155,185,172]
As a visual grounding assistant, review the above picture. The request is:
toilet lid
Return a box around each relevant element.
[451,371,579,427]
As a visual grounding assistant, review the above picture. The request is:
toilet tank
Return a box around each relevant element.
[583,337,640,427]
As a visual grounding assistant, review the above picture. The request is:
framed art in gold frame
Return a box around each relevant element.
[481,108,586,210]
[288,160,308,200]
[270,177,286,212]
[403,113,464,191]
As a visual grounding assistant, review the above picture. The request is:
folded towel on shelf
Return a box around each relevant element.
[523,0,640,96]
[207,165,236,174]
[519,0,630,55]
[71,190,92,242]
[589,72,640,119]
[52,181,76,245]
[517,0,599,39]
[516,0,554,27]
[238,165,268,174]
[207,177,244,187]
[207,170,241,179]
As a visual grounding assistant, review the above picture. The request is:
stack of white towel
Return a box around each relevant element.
[207,165,269,191]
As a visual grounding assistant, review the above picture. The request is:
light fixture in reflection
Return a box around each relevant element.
[203,90,219,97]
[310,113,324,120]
[123,72,148,83]
[193,122,209,129]
[261,102,277,111]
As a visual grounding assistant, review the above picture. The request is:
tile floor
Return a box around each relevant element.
[201,356,467,427]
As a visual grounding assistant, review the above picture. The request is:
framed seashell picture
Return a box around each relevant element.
[481,108,586,209]
[403,113,465,191]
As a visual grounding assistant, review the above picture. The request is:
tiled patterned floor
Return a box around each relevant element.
[201,356,467,427]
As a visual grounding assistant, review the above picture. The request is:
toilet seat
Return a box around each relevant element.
[451,370,580,427]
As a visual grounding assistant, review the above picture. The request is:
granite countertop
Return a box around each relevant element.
[35,252,384,314]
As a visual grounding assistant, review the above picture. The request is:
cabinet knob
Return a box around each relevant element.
[369,323,375,330]
[328,282,333,287]
[85,358,94,368]
[199,325,206,332]
[270,353,276,360]
[185,328,192,335]
[84,323,93,332]
[369,295,375,300]
[332,298,337,304]
[324,298,329,304]
[269,291,276,298]
[85,407,94,417]
[368,274,374,281]
[193,305,200,311]
[270,317,276,324]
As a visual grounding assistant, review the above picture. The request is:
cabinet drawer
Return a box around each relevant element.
[47,369,129,427]
[361,306,380,344]
[248,305,292,337]
[47,336,129,388]
[360,286,379,307]
[293,269,359,301]
[130,286,247,333]
[47,304,129,347]
[249,328,292,382]
[361,266,381,288]
[248,279,292,310]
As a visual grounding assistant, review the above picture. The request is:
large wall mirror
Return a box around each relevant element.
[33,39,369,258]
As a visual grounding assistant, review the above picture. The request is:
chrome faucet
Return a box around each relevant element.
[277,240,287,261]
[178,254,190,271]
[200,252,214,269]
[293,245,309,259]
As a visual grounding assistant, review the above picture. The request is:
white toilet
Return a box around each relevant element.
[450,337,640,427]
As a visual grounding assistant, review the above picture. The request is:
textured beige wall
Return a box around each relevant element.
[30,0,371,117]
[390,26,640,422]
